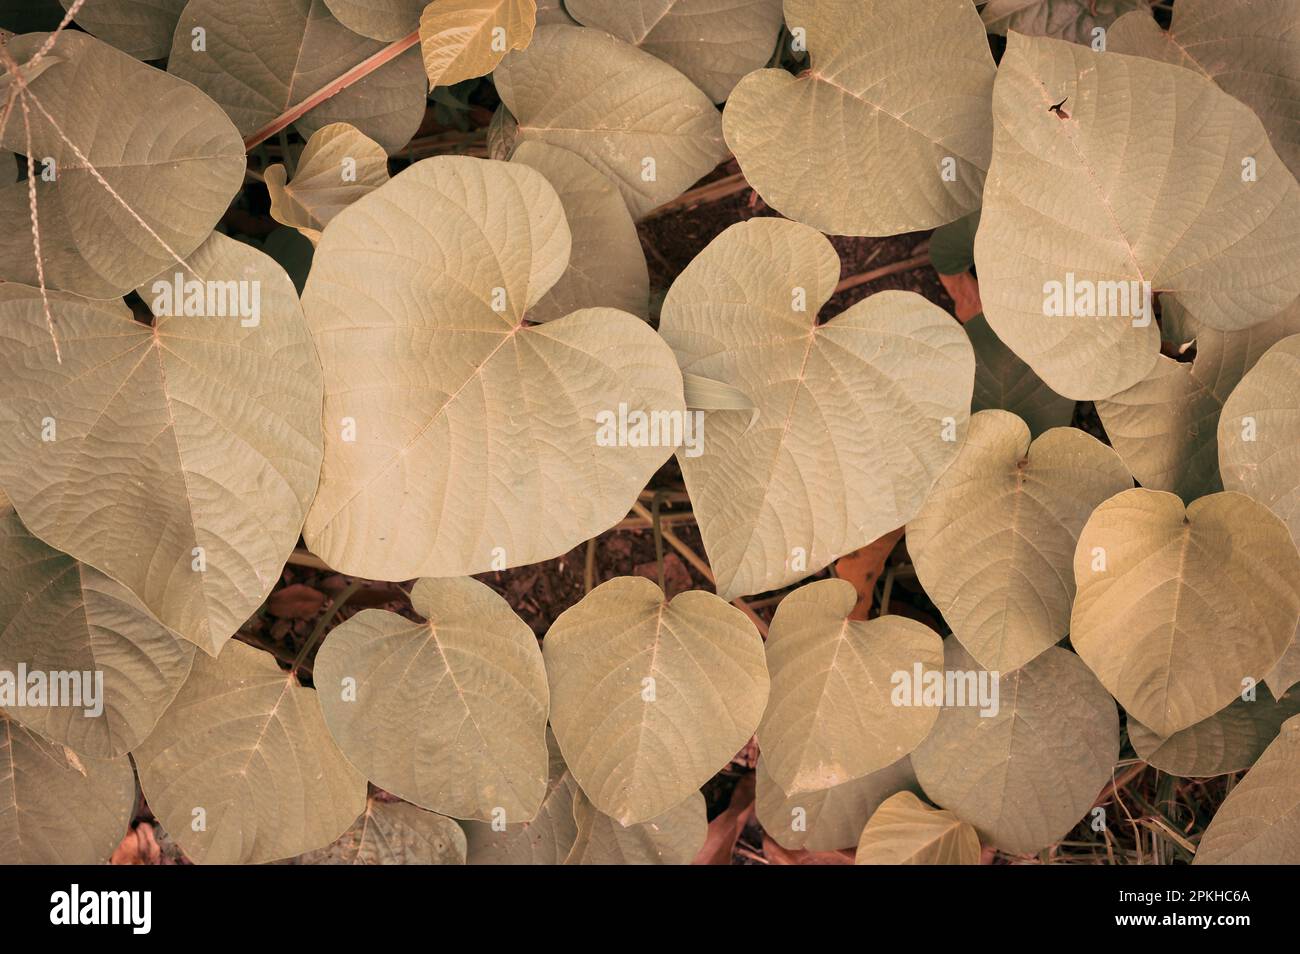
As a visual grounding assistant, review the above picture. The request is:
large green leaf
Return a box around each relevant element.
[420,0,537,87]
[1130,686,1300,778]
[910,643,1118,854]
[134,640,367,865]
[543,577,767,825]
[1097,299,1300,503]
[464,729,578,864]
[758,579,944,796]
[854,791,980,865]
[722,0,994,236]
[564,789,706,864]
[980,0,1147,45]
[755,754,919,852]
[975,34,1300,400]
[493,24,728,218]
[324,0,427,41]
[0,234,324,656]
[565,0,783,102]
[0,507,193,758]
[59,0,187,59]
[1195,714,1300,864]
[967,313,1075,436]
[1111,0,1300,176]
[908,410,1130,673]
[300,156,684,581]
[0,710,135,864]
[168,0,427,153]
[1072,490,1300,736]
[298,797,467,864]
[659,217,974,599]
[266,122,390,243]
[510,142,648,322]
[315,577,550,822]
[0,31,245,299]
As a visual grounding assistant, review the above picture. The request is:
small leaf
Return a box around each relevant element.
[1072,489,1300,736]
[758,579,944,795]
[565,789,706,864]
[266,123,390,243]
[543,576,768,825]
[420,0,537,88]
[298,797,467,864]
[854,791,980,865]
[134,640,368,865]
[315,577,550,822]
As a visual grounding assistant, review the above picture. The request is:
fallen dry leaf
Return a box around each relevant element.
[938,270,983,323]
[693,773,756,865]
[833,528,904,620]
[110,822,162,865]
[268,583,327,620]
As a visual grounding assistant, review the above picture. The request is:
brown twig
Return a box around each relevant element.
[834,253,931,294]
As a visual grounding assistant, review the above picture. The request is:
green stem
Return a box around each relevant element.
[292,578,364,677]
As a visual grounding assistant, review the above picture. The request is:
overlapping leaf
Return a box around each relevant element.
[464,730,578,864]
[1097,299,1300,502]
[266,122,390,243]
[566,0,783,102]
[908,410,1131,673]
[0,507,193,758]
[1195,714,1300,864]
[659,217,974,599]
[975,34,1300,400]
[544,577,768,825]
[722,0,994,235]
[301,156,685,581]
[853,791,980,865]
[910,643,1118,854]
[755,755,919,852]
[315,577,550,822]
[325,0,427,41]
[980,0,1146,45]
[298,797,467,864]
[59,0,187,59]
[1130,686,1300,778]
[0,234,324,656]
[420,0,537,87]
[0,711,135,864]
[967,314,1075,435]
[1111,0,1300,176]
[0,31,245,299]
[493,24,728,218]
[565,789,706,864]
[168,0,427,152]
[510,141,648,322]
[1071,490,1300,736]
[758,579,945,795]
[134,640,367,865]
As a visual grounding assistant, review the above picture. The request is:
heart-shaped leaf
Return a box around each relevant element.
[967,313,1075,436]
[266,122,390,243]
[854,791,980,865]
[564,789,706,864]
[510,141,648,322]
[1111,0,1300,176]
[493,24,728,218]
[315,576,550,822]
[298,797,467,864]
[659,217,974,599]
[910,642,1118,854]
[168,0,427,153]
[981,0,1147,45]
[0,234,324,656]
[1194,714,1300,864]
[59,0,187,59]
[755,754,919,852]
[975,34,1300,400]
[1071,489,1300,736]
[1130,685,1300,778]
[464,729,578,864]
[1097,298,1300,502]
[543,576,768,825]
[0,711,135,864]
[907,410,1132,673]
[300,156,685,581]
[565,0,784,102]
[0,506,194,758]
[0,31,245,299]
[420,0,537,87]
[324,0,427,41]
[758,579,945,796]
[722,0,994,236]
[134,640,368,865]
